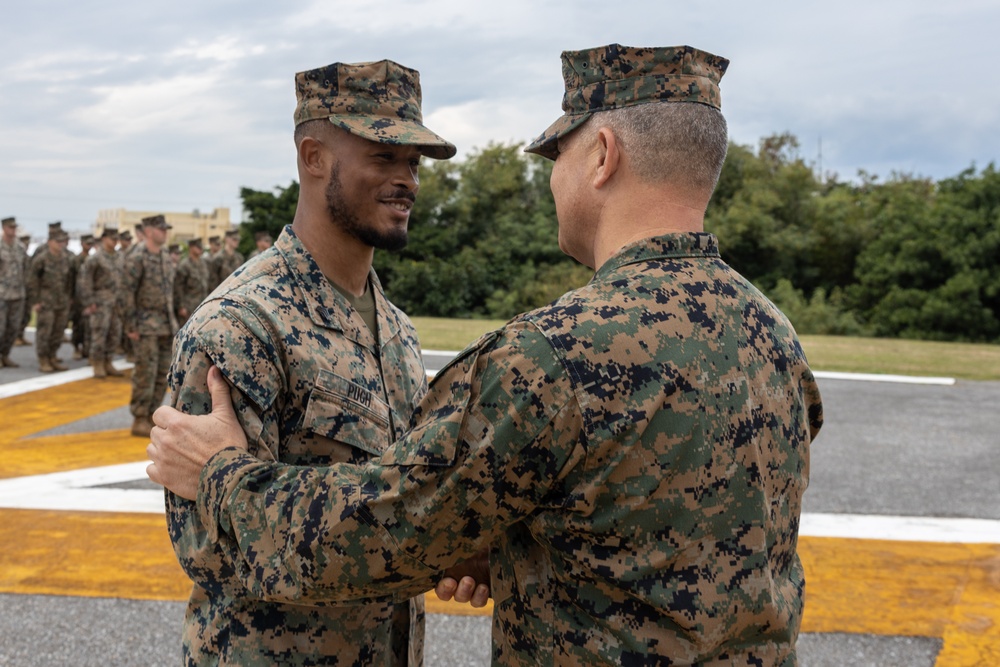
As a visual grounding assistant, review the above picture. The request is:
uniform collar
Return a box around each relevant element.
[274,225,400,350]
[593,232,720,281]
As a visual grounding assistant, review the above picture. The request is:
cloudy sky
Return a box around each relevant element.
[2,0,998,237]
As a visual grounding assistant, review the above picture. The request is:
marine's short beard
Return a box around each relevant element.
[325,162,409,251]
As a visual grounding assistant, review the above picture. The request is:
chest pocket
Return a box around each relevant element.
[303,369,391,458]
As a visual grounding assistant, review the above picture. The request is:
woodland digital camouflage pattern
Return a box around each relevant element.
[28,246,72,360]
[123,244,176,417]
[123,245,176,336]
[194,233,823,666]
[294,60,456,160]
[525,44,729,159]
[0,233,27,301]
[80,246,122,364]
[70,241,92,354]
[208,249,243,291]
[0,231,27,359]
[167,226,432,666]
[174,252,209,325]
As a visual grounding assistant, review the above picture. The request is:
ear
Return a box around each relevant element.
[297,135,329,178]
[592,127,621,189]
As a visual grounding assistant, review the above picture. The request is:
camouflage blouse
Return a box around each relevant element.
[196,232,824,666]
[167,225,430,666]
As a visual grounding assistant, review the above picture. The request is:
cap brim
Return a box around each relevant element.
[524,113,591,160]
[329,116,457,160]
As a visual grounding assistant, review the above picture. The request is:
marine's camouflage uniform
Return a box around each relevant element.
[80,246,122,364]
[167,226,431,666]
[0,237,28,358]
[70,248,91,354]
[123,245,176,418]
[197,233,823,666]
[208,249,244,291]
[173,254,209,326]
[27,249,72,360]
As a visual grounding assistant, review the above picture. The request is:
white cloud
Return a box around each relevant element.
[424,96,554,158]
[167,36,269,64]
[2,0,1000,235]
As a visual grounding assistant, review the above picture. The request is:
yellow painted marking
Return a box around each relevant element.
[3,376,999,667]
[800,537,1000,665]
[0,505,496,617]
[0,508,190,601]
[0,376,145,480]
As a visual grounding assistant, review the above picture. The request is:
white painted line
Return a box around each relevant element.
[813,371,956,386]
[1,462,997,545]
[800,512,1000,544]
[426,350,957,386]
[0,360,134,399]
[0,461,164,514]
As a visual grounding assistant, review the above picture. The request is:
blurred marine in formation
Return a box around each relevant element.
[0,217,28,368]
[123,214,177,436]
[208,229,243,290]
[12,231,32,347]
[80,227,124,379]
[246,230,273,259]
[206,235,221,258]
[173,238,209,326]
[70,233,95,360]
[28,227,72,372]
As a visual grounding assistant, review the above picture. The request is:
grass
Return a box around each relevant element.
[798,335,1000,382]
[411,318,1000,382]
[410,317,507,351]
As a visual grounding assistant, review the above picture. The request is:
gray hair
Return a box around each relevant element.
[580,102,728,192]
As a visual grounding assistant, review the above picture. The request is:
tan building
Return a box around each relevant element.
[94,208,233,245]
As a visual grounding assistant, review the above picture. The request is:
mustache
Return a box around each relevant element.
[381,189,416,203]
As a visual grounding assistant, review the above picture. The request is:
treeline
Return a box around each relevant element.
[240,134,1000,343]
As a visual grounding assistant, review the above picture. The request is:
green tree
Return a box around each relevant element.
[238,182,299,255]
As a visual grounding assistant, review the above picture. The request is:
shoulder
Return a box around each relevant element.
[178,292,281,411]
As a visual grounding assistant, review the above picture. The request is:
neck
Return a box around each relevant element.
[591,184,706,269]
[291,201,373,297]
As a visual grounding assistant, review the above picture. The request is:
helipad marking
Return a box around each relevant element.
[812,370,956,386]
[0,463,996,546]
[800,512,1000,544]
[0,462,163,513]
[0,360,134,399]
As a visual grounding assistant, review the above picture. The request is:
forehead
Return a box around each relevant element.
[334,128,423,158]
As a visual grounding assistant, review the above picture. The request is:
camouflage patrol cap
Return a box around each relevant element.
[142,214,172,230]
[224,229,239,239]
[48,221,63,231]
[18,234,31,243]
[81,234,95,244]
[1,217,15,228]
[187,237,203,249]
[525,43,729,160]
[208,235,220,244]
[294,60,456,160]
[100,227,119,239]
[119,231,132,241]
[168,243,180,253]
[49,229,68,241]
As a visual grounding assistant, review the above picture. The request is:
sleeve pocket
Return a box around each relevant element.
[304,369,391,457]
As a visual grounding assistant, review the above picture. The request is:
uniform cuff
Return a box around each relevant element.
[197,448,258,543]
